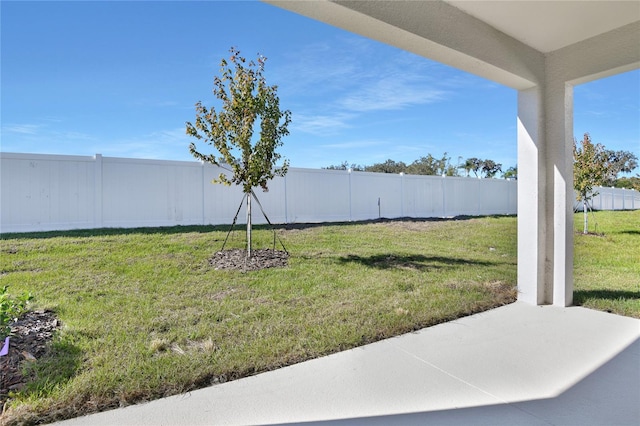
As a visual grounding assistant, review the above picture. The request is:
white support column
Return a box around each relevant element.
[517,79,574,307]
[517,87,548,305]
[546,80,574,307]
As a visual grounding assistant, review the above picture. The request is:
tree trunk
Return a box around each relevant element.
[583,198,588,234]
[246,192,252,258]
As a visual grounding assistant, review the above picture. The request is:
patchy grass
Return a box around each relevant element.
[1,211,637,424]
[1,217,517,424]
[573,210,640,318]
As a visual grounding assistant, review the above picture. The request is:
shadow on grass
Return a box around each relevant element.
[0,215,516,240]
[619,230,640,235]
[574,289,640,303]
[21,337,84,399]
[338,253,497,271]
[0,225,230,240]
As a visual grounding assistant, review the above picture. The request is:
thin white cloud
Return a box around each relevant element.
[1,122,98,154]
[99,128,192,160]
[334,51,452,113]
[338,77,448,112]
[578,110,608,117]
[319,139,387,150]
[279,36,454,132]
[277,41,360,96]
[1,121,193,161]
[130,99,183,108]
[2,124,42,135]
[292,112,354,135]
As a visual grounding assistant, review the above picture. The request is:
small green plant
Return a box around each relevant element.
[0,285,33,339]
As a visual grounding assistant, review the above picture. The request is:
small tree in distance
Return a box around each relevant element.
[406,153,456,176]
[573,133,610,234]
[459,157,501,178]
[481,159,502,178]
[603,149,638,186]
[502,166,517,180]
[365,159,408,174]
[323,161,365,171]
[464,157,483,177]
[186,47,291,257]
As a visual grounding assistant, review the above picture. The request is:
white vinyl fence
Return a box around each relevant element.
[1,152,636,233]
[574,186,640,211]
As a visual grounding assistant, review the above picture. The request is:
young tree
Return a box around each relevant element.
[186,48,291,257]
[573,133,610,234]
[603,149,638,186]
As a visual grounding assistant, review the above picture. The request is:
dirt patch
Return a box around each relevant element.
[575,231,606,237]
[1,310,61,405]
[380,219,443,232]
[280,217,471,234]
[209,249,289,271]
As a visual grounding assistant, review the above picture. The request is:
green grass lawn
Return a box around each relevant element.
[573,209,640,318]
[0,211,637,424]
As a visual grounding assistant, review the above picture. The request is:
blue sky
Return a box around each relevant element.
[2,1,639,173]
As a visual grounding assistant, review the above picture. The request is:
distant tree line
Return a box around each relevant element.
[325,142,637,190]
[324,153,513,179]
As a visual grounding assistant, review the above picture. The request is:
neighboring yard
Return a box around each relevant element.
[0,211,637,424]
[573,209,640,318]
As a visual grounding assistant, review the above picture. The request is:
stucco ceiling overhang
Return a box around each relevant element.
[445,0,640,53]
[265,0,640,90]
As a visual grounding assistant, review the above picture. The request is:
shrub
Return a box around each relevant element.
[0,285,33,339]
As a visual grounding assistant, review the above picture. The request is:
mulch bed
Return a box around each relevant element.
[1,311,60,406]
[209,249,289,271]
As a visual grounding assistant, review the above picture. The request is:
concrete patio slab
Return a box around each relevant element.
[53,302,639,426]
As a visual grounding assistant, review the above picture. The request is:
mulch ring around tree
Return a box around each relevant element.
[209,249,289,271]
[1,310,61,405]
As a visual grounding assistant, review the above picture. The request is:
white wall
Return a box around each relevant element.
[1,152,635,233]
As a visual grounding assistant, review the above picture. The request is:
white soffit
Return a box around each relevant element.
[265,0,639,89]
[445,0,640,53]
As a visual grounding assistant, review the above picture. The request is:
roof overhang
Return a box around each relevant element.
[265,0,640,90]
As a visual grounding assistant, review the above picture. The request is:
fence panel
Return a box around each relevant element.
[443,178,477,216]
[402,175,444,218]
[211,172,288,226]
[101,157,205,228]
[479,178,515,216]
[284,168,350,223]
[1,153,95,232]
[1,152,637,233]
[351,171,403,220]
[573,186,640,212]
[202,164,246,225]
